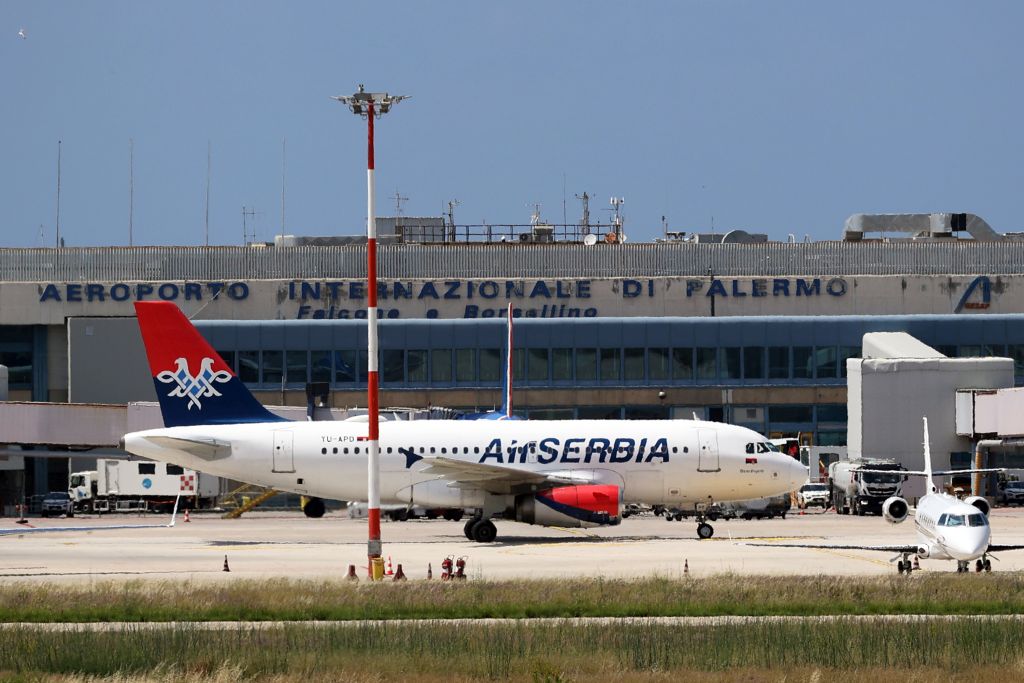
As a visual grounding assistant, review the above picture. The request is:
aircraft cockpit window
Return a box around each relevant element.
[764,442,780,452]
[937,514,947,526]
[745,443,755,454]
[756,443,771,454]
[944,514,965,527]
[968,513,988,527]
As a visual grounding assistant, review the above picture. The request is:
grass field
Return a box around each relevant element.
[2,620,1024,682]
[3,574,1024,622]
[5,575,1024,681]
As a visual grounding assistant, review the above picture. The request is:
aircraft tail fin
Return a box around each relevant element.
[134,302,286,428]
[923,417,935,494]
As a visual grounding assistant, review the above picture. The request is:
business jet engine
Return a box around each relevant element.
[515,485,621,528]
[882,496,910,524]
[964,496,990,517]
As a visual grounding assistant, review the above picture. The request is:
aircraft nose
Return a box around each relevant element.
[785,457,808,490]
[948,531,989,561]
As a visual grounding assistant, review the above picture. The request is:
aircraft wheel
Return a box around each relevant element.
[696,522,714,540]
[471,519,497,543]
[897,560,905,574]
[985,559,992,572]
[450,509,463,522]
[395,509,409,522]
[463,519,476,540]
[976,560,984,573]
[665,514,674,523]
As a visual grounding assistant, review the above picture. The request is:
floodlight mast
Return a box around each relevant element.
[332,84,407,579]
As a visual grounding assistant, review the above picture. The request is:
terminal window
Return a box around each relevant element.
[286,351,308,385]
[648,348,669,380]
[576,349,597,381]
[528,348,549,381]
[334,350,357,383]
[600,348,621,381]
[743,347,765,379]
[238,351,259,384]
[672,348,694,380]
[624,348,644,380]
[479,348,500,381]
[551,348,573,380]
[384,350,405,383]
[719,347,741,379]
[262,351,283,385]
[432,349,452,382]
[768,347,789,378]
[696,348,716,379]
[792,347,813,379]
[455,349,475,382]
[310,351,331,383]
[407,350,427,382]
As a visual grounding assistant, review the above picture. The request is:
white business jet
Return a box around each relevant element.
[121,302,806,542]
[750,418,1024,573]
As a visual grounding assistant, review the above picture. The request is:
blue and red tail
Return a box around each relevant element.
[135,302,286,427]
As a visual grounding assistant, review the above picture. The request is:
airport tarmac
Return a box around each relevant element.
[4,507,1024,583]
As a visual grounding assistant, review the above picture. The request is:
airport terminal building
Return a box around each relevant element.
[3,212,1024,498]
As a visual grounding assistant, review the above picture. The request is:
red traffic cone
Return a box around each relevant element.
[427,562,433,580]
[183,508,191,523]
[386,556,394,576]
[222,555,230,572]
[393,563,407,581]
[346,564,359,581]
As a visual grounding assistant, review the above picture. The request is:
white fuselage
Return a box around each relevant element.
[123,419,806,509]
[913,493,990,561]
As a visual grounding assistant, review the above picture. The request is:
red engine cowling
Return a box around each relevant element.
[515,485,621,528]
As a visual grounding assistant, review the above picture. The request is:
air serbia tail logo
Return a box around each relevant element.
[135,302,286,428]
[157,357,232,411]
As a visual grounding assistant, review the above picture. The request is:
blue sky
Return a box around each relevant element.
[2,2,1021,247]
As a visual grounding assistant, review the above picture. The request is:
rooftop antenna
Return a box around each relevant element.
[54,140,62,249]
[393,189,408,216]
[204,141,211,247]
[610,196,625,242]
[241,206,259,245]
[446,199,460,241]
[562,173,567,227]
[662,215,668,239]
[575,192,591,235]
[280,137,286,241]
[128,138,134,247]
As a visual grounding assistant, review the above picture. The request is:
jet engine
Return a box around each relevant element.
[882,496,909,524]
[515,485,621,528]
[964,495,990,517]
[916,544,931,559]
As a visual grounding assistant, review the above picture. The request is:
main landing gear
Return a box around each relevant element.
[463,517,497,543]
[973,556,992,573]
[696,519,715,540]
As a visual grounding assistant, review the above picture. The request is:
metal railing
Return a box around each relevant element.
[1,241,1022,281]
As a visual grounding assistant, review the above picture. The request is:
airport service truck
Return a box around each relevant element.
[828,458,908,516]
[69,459,218,513]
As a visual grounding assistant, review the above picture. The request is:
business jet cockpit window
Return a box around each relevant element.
[967,513,988,527]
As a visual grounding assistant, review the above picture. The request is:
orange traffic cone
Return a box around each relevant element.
[183,508,191,523]
[684,559,689,574]
[346,564,359,581]
[386,556,394,576]
[427,562,433,580]
[222,555,230,572]
[393,563,407,581]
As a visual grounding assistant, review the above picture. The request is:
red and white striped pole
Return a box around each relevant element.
[365,99,382,575]
[333,85,406,580]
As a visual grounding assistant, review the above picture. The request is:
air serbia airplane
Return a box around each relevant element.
[751,418,1024,573]
[122,302,806,542]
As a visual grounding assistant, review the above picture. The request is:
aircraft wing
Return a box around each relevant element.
[142,435,232,460]
[416,457,583,494]
[746,542,919,553]
[0,495,181,536]
[987,544,1024,552]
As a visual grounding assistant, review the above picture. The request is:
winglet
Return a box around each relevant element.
[167,493,180,528]
[923,417,935,494]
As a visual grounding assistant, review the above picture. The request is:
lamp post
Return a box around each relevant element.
[332,85,408,579]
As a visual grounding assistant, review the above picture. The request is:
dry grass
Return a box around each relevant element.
[3,574,1024,622]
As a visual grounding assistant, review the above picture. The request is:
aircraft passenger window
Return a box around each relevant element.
[441,448,447,454]
[684,447,689,453]
[332,448,338,454]
[672,447,678,453]
[945,515,965,527]
[354,447,360,454]
[430,447,436,454]
[968,514,988,527]
[343,448,349,454]
[321,448,327,455]
[474,447,480,454]
[419,448,424,453]
[746,443,755,454]
[386,447,392,454]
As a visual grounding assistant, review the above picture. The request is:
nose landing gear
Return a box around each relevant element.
[896,552,917,574]
[696,519,714,540]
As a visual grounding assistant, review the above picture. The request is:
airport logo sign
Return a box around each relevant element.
[954,276,992,313]
[156,357,231,411]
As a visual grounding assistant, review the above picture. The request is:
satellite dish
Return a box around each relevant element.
[583,234,598,246]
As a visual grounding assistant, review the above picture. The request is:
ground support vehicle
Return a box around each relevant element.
[797,482,830,509]
[69,459,218,513]
[829,458,907,516]
[40,491,74,517]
